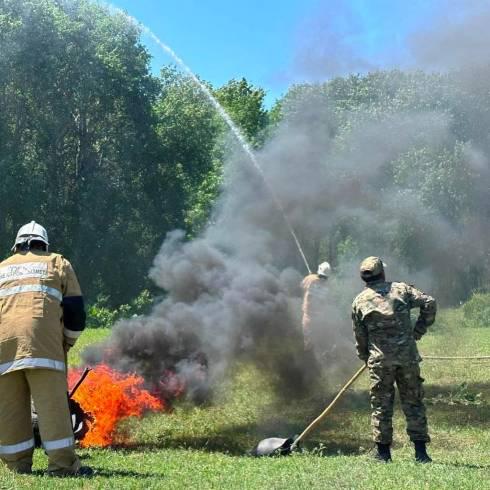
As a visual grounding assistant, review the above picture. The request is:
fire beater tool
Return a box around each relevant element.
[69,367,92,398]
[252,364,367,456]
[68,367,94,441]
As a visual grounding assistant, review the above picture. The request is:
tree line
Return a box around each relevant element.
[0,0,488,306]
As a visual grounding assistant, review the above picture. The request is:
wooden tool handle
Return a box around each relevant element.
[291,364,367,448]
[69,367,92,398]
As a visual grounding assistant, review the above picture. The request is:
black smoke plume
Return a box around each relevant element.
[84,2,490,401]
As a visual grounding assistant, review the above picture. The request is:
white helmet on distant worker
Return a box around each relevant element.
[317,261,331,278]
[12,221,49,251]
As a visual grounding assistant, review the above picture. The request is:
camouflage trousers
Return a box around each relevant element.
[369,363,429,444]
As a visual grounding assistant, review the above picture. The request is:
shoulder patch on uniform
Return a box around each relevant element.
[353,289,369,306]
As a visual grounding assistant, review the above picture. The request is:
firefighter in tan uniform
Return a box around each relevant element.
[301,261,331,351]
[0,222,91,476]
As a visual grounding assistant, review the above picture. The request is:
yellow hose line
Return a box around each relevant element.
[423,355,490,360]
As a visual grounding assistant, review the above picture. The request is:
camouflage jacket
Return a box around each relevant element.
[351,280,436,367]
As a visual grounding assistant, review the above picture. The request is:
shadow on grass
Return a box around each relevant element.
[112,423,270,455]
[103,381,489,457]
[109,383,373,457]
[115,437,371,458]
[312,381,490,431]
[113,414,373,457]
[297,437,372,456]
[44,469,164,479]
[433,461,490,470]
[94,469,165,478]
[424,382,490,428]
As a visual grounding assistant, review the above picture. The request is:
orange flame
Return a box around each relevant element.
[68,365,165,447]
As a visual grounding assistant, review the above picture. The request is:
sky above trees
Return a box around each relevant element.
[110,0,479,106]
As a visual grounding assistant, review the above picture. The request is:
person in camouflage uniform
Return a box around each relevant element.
[351,257,436,463]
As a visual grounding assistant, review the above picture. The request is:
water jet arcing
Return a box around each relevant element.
[111,5,311,273]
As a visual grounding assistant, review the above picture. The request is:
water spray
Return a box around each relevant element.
[141,34,311,273]
[110,5,312,274]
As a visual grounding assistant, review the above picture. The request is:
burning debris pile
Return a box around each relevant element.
[67,366,178,447]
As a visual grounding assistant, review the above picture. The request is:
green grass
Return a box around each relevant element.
[1,316,490,489]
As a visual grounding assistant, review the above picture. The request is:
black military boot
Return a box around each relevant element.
[414,441,432,463]
[373,443,392,462]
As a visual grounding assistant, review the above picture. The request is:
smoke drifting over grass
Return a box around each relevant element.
[84,3,490,401]
[84,226,310,401]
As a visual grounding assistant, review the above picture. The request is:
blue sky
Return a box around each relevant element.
[109,1,451,105]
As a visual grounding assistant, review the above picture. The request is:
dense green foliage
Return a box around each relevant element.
[86,289,153,329]
[214,78,269,147]
[0,1,266,304]
[0,0,162,303]
[0,0,488,307]
[462,292,490,328]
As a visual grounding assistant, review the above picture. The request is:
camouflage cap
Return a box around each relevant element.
[359,256,384,278]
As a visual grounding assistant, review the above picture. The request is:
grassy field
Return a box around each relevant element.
[1,310,490,489]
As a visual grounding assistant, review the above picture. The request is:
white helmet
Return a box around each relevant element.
[317,261,331,278]
[12,221,49,251]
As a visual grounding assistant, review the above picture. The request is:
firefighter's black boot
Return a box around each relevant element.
[373,443,392,462]
[414,441,432,463]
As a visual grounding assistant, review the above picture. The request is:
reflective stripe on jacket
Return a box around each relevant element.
[0,251,84,373]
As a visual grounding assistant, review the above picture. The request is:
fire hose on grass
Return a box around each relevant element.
[253,354,490,456]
